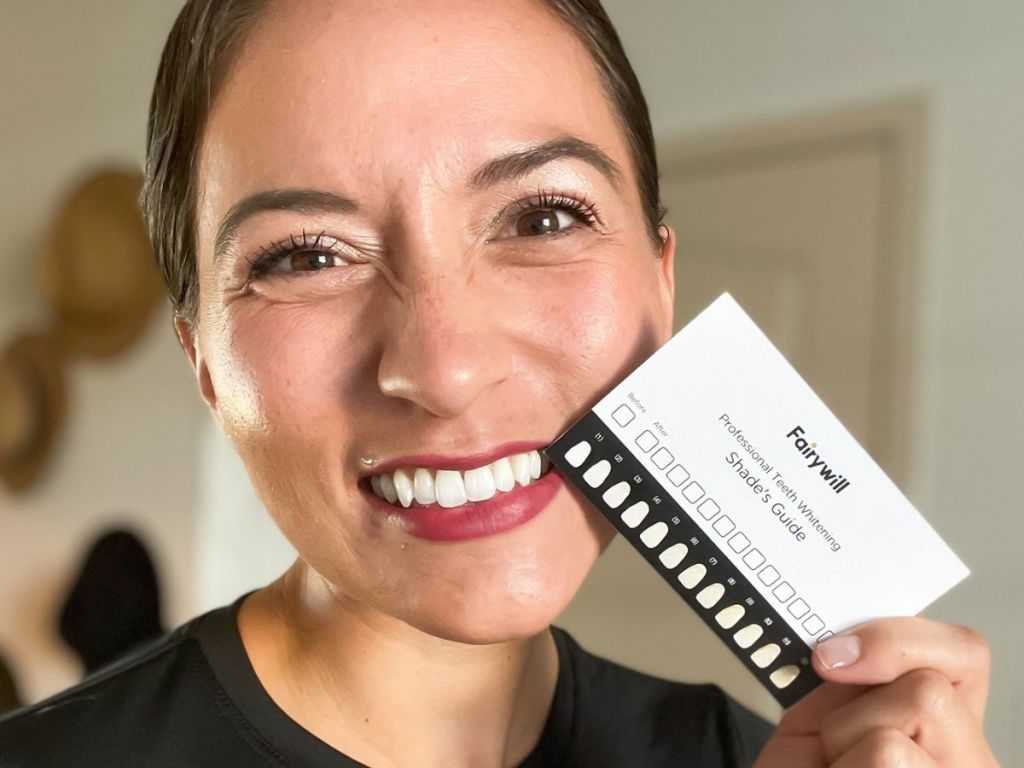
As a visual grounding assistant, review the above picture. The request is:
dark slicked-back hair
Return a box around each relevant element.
[141,0,665,325]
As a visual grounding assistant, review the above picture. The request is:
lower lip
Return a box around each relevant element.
[362,470,564,542]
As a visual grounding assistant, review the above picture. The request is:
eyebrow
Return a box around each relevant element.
[469,136,623,191]
[214,136,622,261]
[214,189,358,261]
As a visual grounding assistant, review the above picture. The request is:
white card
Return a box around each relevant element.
[596,292,969,643]
[548,292,968,705]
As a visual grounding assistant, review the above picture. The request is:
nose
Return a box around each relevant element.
[376,271,513,419]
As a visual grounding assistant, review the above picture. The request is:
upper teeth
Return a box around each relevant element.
[368,449,549,509]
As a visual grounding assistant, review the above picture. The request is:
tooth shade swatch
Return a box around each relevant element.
[583,460,611,487]
[715,604,745,629]
[696,583,725,608]
[621,501,649,528]
[751,644,782,668]
[602,481,631,508]
[564,441,592,467]
[733,624,764,649]
[769,665,800,689]
[658,543,688,568]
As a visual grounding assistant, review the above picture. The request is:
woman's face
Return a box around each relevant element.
[184,0,675,642]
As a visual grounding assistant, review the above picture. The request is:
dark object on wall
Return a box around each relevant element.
[58,529,165,674]
[0,333,66,493]
[0,649,22,714]
[40,169,164,359]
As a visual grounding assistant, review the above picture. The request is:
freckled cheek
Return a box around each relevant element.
[208,308,357,440]
[521,269,651,392]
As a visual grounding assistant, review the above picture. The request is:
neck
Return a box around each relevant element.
[237,561,560,768]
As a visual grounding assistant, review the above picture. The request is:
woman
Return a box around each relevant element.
[0,1,996,766]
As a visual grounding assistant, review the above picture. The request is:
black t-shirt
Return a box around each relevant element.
[0,595,773,766]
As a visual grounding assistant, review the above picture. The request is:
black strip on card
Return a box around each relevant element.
[545,411,822,708]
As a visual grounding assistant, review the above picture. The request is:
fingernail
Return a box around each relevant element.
[815,635,861,670]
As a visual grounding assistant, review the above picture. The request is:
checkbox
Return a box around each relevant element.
[635,430,658,453]
[787,599,809,619]
[666,464,689,486]
[803,615,825,635]
[612,405,635,427]
[742,548,765,569]
[681,481,705,503]
[816,631,834,645]
[697,498,719,520]
[758,565,780,586]
[651,448,673,469]
[712,515,735,536]
[727,532,750,553]
[772,581,795,603]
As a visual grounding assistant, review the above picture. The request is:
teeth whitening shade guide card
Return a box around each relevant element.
[545,293,968,708]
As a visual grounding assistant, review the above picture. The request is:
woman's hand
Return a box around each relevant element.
[754,617,998,767]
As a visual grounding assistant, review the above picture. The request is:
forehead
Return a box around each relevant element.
[200,0,630,206]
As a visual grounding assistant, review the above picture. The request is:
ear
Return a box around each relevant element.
[173,317,219,415]
[655,224,677,340]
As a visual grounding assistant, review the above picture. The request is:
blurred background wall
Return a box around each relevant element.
[0,1,1020,763]
[603,6,1023,763]
[0,0,202,708]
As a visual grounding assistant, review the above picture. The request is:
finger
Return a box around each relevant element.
[829,727,935,768]
[752,734,824,768]
[811,617,990,719]
[820,669,997,766]
[772,681,869,737]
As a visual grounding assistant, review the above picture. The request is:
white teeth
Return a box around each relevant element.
[509,453,531,486]
[379,473,398,504]
[528,450,542,480]
[489,457,515,492]
[369,450,551,506]
[435,470,468,508]
[464,466,497,502]
[393,468,414,508]
[413,468,436,505]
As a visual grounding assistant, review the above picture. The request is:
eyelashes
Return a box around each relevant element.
[244,229,363,284]
[243,188,604,282]
[498,188,603,233]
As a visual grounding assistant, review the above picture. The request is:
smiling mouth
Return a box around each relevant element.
[366,449,553,509]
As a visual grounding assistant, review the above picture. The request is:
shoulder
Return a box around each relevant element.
[0,611,229,767]
[553,626,774,767]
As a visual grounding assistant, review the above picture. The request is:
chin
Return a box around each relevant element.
[405,496,616,645]
[407,556,590,645]
[413,603,566,646]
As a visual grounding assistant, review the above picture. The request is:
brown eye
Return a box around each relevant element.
[515,208,575,237]
[289,250,341,271]
[247,231,357,281]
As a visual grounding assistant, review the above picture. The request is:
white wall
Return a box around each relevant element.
[602,0,1024,761]
[0,2,297,705]
[195,424,295,612]
[0,1,205,702]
